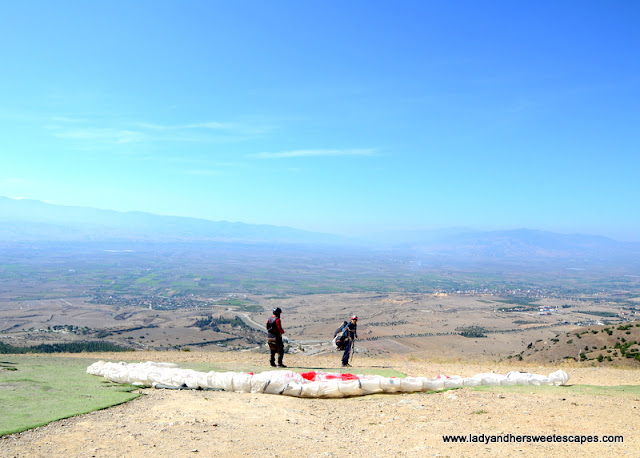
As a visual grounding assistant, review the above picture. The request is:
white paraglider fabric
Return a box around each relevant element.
[87,361,569,398]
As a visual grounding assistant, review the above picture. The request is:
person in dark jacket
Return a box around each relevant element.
[341,315,358,367]
[266,307,286,367]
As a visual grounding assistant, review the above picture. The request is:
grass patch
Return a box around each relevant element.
[471,384,640,397]
[575,310,619,318]
[0,355,141,437]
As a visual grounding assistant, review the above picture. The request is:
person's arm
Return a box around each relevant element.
[276,318,285,335]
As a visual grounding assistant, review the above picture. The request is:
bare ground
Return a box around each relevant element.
[1,351,639,457]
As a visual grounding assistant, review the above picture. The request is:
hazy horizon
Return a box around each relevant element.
[3,195,639,245]
[1,2,638,242]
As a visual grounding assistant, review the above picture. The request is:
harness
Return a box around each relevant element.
[267,316,280,337]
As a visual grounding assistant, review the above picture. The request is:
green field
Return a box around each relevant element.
[0,355,140,436]
[472,383,640,397]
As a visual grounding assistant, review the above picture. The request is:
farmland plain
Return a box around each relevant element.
[2,241,638,362]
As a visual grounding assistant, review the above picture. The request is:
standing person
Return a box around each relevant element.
[266,307,287,367]
[341,315,358,367]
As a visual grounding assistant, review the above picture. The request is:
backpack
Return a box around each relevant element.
[266,316,279,336]
[332,321,349,350]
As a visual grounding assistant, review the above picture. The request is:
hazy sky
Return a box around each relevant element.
[1,1,638,241]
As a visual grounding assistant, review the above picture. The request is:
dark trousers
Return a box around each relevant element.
[268,336,284,365]
[342,339,353,365]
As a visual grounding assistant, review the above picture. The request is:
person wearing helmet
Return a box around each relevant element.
[341,315,358,367]
[266,307,286,367]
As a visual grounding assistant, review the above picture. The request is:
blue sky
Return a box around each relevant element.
[1,1,639,241]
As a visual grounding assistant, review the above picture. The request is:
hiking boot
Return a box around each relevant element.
[277,364,287,368]
[270,362,277,367]
[342,363,351,367]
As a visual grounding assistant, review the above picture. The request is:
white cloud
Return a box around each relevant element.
[52,128,144,144]
[41,113,274,150]
[185,121,234,130]
[132,120,274,137]
[249,148,376,159]
[135,121,238,130]
[133,122,172,130]
[49,116,85,123]
[134,121,235,131]
[180,169,223,176]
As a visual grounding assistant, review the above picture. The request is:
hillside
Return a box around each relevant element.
[518,320,640,366]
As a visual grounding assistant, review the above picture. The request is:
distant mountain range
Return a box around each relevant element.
[0,196,341,245]
[379,228,640,262]
[1,196,639,265]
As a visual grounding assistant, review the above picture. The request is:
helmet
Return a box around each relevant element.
[351,315,358,321]
[273,307,282,317]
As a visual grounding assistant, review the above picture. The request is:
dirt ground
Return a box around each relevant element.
[1,351,639,457]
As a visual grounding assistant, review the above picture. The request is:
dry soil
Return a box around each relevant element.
[1,351,638,457]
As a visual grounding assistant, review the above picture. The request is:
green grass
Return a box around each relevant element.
[471,384,640,397]
[0,355,141,437]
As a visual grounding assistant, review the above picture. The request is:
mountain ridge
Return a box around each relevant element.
[0,196,342,244]
[2,196,639,265]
